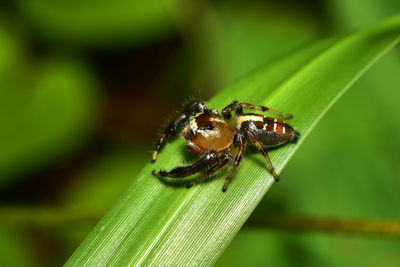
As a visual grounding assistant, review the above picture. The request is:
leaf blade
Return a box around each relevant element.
[66,15,400,266]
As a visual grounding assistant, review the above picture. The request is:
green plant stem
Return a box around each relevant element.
[2,206,400,238]
[245,215,400,238]
[0,206,102,225]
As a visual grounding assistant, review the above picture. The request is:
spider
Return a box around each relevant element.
[151,101,300,192]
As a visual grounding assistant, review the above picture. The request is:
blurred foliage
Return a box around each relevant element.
[0,55,98,183]
[327,0,400,30]
[0,22,20,74]
[0,0,399,266]
[0,226,38,267]
[169,0,322,95]
[218,230,400,267]
[53,146,148,262]
[14,0,175,47]
[61,146,148,211]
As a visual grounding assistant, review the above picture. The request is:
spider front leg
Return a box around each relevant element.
[151,101,207,162]
[222,101,292,120]
[247,130,279,182]
[152,153,217,178]
[186,152,232,188]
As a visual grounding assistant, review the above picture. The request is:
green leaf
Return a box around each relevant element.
[66,15,400,266]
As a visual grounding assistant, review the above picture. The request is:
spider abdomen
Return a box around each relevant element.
[237,114,299,147]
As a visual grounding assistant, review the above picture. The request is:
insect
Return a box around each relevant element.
[151,101,300,192]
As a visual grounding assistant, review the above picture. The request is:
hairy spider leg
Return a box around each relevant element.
[151,101,207,162]
[222,101,292,120]
[247,130,279,182]
[186,152,232,188]
[223,135,246,192]
[152,153,216,178]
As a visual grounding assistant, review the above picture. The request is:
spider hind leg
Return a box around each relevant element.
[247,130,279,182]
[222,101,292,120]
[223,134,247,192]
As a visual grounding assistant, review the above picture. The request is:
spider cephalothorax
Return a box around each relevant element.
[184,113,235,153]
[151,101,300,192]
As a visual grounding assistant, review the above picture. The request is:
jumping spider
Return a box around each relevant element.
[151,101,300,192]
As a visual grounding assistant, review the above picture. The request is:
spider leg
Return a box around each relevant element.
[152,153,216,178]
[223,134,247,192]
[247,130,279,182]
[222,101,292,120]
[186,152,232,188]
[151,101,207,162]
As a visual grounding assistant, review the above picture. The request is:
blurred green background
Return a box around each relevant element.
[0,0,399,266]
